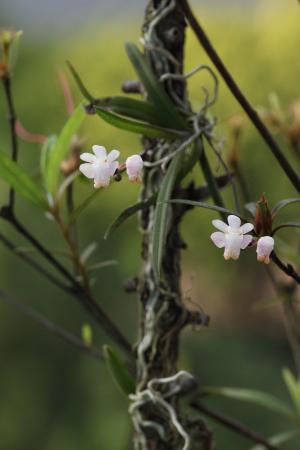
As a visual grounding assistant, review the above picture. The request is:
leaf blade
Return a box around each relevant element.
[95,107,184,140]
[45,104,85,194]
[272,198,300,217]
[282,367,300,414]
[152,153,182,280]
[201,386,298,422]
[0,152,47,209]
[104,196,155,240]
[125,43,189,131]
[103,345,135,397]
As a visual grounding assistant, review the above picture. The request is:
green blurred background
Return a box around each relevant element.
[0,0,299,449]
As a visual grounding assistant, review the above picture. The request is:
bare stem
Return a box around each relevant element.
[0,289,103,361]
[271,252,300,285]
[2,75,18,209]
[180,0,300,192]
[0,210,133,359]
[53,208,91,294]
[0,231,71,293]
[191,402,279,450]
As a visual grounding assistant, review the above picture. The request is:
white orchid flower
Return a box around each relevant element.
[256,236,274,264]
[211,214,254,260]
[79,145,119,188]
[126,154,144,182]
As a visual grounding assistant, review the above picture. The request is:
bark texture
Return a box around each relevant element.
[130,1,213,449]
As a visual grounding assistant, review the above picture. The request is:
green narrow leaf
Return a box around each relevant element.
[202,386,298,422]
[272,198,300,217]
[282,368,300,414]
[248,430,299,450]
[45,104,85,194]
[0,152,47,209]
[125,43,189,131]
[152,153,182,280]
[167,199,248,222]
[103,345,135,397]
[66,60,94,102]
[96,96,166,127]
[104,196,155,240]
[95,107,184,140]
[40,135,57,181]
[272,222,300,235]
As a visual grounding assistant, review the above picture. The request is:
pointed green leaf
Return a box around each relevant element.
[40,135,57,181]
[95,106,184,140]
[152,153,182,280]
[272,198,300,217]
[272,222,300,236]
[125,43,189,130]
[248,430,299,450]
[202,386,298,422]
[282,368,300,414]
[0,152,47,209]
[45,104,85,194]
[95,96,166,127]
[167,199,248,222]
[103,345,135,397]
[67,60,94,102]
[104,196,155,240]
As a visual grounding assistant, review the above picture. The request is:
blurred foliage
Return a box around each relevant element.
[0,2,299,449]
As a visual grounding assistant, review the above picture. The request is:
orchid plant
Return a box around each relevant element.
[0,1,300,449]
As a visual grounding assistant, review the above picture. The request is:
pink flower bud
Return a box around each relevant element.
[126,154,143,183]
[256,236,274,264]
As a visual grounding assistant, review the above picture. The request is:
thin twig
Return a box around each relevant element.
[2,75,18,209]
[180,0,300,193]
[0,289,103,361]
[191,401,279,450]
[0,211,133,359]
[0,231,71,293]
[271,251,300,285]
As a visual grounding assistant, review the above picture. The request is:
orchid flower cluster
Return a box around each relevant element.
[79,145,143,188]
[211,215,274,264]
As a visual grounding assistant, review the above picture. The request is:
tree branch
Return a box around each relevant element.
[0,231,71,293]
[0,289,103,361]
[180,0,300,193]
[2,75,18,209]
[191,401,279,450]
[271,251,300,285]
[0,210,133,360]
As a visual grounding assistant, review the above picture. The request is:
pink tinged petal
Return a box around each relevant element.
[224,234,243,260]
[212,219,228,233]
[107,149,120,163]
[240,222,254,234]
[80,152,96,163]
[79,163,95,179]
[126,155,144,182]
[92,145,107,159]
[109,161,119,176]
[227,215,241,229]
[210,232,226,248]
[240,234,253,250]
[256,236,274,264]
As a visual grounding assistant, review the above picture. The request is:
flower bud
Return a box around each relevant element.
[126,154,143,183]
[256,236,274,264]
